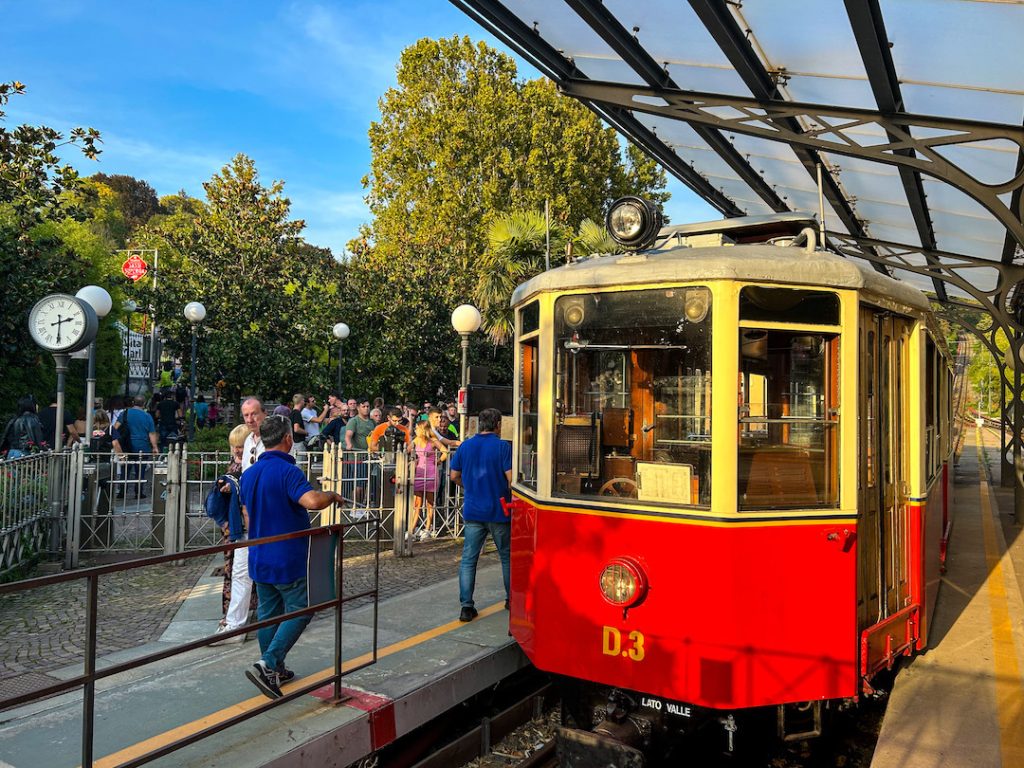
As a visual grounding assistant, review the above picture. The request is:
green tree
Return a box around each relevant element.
[89,173,161,232]
[352,36,669,397]
[0,82,100,231]
[144,154,345,402]
[0,82,112,413]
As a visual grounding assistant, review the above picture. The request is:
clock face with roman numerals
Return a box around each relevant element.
[28,294,98,353]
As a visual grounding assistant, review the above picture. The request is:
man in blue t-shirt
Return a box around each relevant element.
[112,396,158,498]
[239,414,344,699]
[449,408,513,622]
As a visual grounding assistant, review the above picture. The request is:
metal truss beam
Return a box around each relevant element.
[559,79,1024,257]
[565,0,789,213]
[843,0,946,301]
[449,0,742,216]
[687,0,883,273]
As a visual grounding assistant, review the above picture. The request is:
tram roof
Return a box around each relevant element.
[511,240,931,313]
[453,0,1024,330]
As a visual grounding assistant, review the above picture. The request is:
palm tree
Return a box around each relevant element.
[474,211,623,345]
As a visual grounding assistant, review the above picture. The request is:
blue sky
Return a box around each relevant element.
[2,1,713,256]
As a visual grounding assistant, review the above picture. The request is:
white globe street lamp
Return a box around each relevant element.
[450,304,482,439]
[333,322,350,393]
[76,285,113,441]
[184,302,206,441]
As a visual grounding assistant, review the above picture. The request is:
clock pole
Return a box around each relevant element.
[52,353,70,451]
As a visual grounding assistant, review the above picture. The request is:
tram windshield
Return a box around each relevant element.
[552,288,712,508]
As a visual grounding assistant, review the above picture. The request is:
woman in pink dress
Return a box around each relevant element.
[409,420,447,540]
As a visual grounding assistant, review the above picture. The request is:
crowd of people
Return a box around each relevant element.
[1,377,512,703]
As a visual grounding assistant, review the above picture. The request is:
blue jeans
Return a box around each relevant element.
[255,578,311,672]
[459,521,511,608]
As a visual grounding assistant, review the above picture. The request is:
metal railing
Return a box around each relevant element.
[0,450,73,579]
[2,439,469,571]
[0,518,381,768]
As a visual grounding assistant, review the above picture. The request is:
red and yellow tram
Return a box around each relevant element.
[505,199,953,761]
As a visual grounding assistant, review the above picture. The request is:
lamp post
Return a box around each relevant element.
[450,304,482,440]
[76,286,113,443]
[184,302,206,442]
[333,323,350,393]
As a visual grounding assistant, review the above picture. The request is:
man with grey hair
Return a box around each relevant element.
[241,414,345,698]
[241,397,266,472]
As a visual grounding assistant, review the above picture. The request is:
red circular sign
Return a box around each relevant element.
[121,254,148,282]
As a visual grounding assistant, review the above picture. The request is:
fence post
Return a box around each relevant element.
[393,450,412,557]
[49,451,68,557]
[321,443,341,526]
[177,445,191,553]
[161,446,179,555]
[63,448,85,570]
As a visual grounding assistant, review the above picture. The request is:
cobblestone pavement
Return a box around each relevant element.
[0,538,480,702]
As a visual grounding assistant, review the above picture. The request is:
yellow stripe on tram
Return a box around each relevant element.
[91,601,506,768]
[975,431,1024,766]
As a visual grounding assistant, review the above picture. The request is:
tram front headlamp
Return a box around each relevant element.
[599,557,648,608]
[606,196,663,250]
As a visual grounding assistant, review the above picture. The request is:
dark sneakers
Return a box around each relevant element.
[459,606,478,622]
[245,661,282,699]
[504,598,510,610]
[278,668,295,683]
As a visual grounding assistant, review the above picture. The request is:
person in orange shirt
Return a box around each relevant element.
[368,406,411,453]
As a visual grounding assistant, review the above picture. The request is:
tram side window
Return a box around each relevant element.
[552,288,712,509]
[738,330,840,510]
[518,335,539,489]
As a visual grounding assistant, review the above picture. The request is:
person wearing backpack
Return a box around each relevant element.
[1,395,45,459]
[112,396,158,498]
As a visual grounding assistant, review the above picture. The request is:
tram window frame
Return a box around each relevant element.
[517,318,540,490]
[925,335,937,482]
[551,287,713,509]
[737,322,841,512]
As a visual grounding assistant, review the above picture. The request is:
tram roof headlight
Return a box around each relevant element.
[599,557,648,608]
[606,196,663,250]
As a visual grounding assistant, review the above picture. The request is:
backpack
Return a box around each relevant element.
[379,425,405,453]
[5,413,44,452]
[204,474,239,527]
[305,433,326,452]
[115,415,135,454]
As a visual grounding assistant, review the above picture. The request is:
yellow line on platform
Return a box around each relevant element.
[975,432,1024,767]
[91,601,506,768]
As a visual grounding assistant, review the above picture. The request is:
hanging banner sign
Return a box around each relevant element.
[121,254,148,282]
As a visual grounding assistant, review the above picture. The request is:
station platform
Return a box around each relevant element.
[872,428,1024,768]
[0,558,526,768]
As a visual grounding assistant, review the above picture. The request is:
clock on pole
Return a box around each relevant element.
[28,293,99,449]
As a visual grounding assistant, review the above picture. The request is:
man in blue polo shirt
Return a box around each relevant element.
[240,414,344,699]
[449,408,512,622]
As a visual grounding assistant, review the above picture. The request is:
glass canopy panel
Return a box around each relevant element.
[817,153,920,244]
[738,0,868,80]
[603,0,750,92]
[783,74,879,112]
[574,56,649,87]
[902,84,1024,130]
[504,0,625,65]
[882,0,1024,99]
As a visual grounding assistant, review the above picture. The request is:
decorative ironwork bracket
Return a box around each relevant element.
[559,79,1024,255]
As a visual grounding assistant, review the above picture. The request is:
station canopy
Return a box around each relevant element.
[452,0,1024,313]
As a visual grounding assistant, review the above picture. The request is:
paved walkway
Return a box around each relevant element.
[871,427,1024,767]
[0,539,471,702]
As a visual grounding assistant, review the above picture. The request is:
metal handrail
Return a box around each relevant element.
[0,518,382,768]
